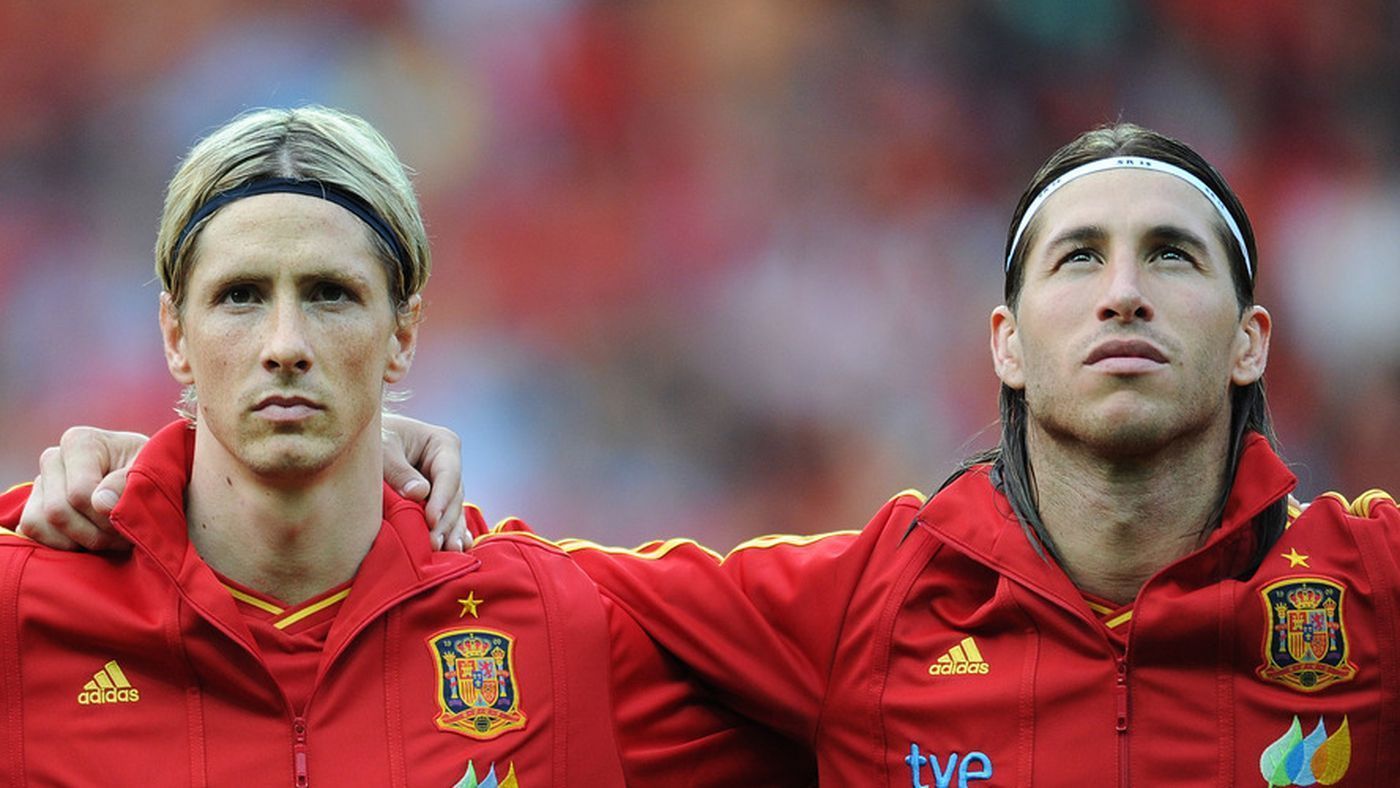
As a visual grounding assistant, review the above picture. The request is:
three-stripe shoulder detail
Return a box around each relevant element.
[0,526,32,542]
[556,536,723,562]
[1350,489,1396,518]
[1308,489,1396,520]
[889,488,928,506]
[0,481,35,540]
[724,531,859,560]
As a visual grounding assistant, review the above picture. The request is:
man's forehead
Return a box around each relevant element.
[201,192,371,237]
[1033,168,1223,237]
[194,197,380,263]
[183,195,388,291]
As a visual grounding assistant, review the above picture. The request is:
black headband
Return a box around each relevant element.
[171,177,409,269]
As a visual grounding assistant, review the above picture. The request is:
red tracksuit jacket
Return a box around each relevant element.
[545,435,1399,786]
[0,421,814,787]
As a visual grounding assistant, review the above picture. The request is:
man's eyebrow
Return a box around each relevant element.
[203,269,271,288]
[1143,224,1211,253]
[1043,225,1107,251]
[296,267,372,285]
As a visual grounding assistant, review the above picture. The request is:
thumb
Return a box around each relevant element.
[92,467,130,515]
[385,452,430,502]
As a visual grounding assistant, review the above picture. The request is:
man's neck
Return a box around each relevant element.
[185,426,384,605]
[1028,420,1232,606]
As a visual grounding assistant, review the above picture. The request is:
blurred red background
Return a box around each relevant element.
[1,0,1396,545]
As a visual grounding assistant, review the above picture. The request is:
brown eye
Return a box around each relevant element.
[1059,249,1098,268]
[222,285,259,305]
[312,282,354,303]
[1155,246,1196,266]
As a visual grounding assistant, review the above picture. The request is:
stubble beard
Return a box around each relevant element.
[237,427,342,484]
[1026,380,1230,466]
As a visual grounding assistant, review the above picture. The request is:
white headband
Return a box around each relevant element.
[1005,156,1252,279]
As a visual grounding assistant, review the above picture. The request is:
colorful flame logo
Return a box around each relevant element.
[1259,716,1350,786]
[453,761,519,788]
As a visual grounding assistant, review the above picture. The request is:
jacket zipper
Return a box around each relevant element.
[289,562,481,788]
[117,504,482,788]
[1115,656,1129,786]
[293,716,309,787]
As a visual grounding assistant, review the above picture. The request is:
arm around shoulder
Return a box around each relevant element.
[560,490,928,743]
[602,595,816,788]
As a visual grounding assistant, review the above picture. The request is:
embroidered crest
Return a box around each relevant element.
[1257,577,1357,692]
[1259,716,1351,786]
[428,628,527,739]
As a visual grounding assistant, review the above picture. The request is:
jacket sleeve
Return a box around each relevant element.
[0,483,35,785]
[548,492,926,746]
[0,482,33,535]
[1339,489,1400,642]
[1313,488,1400,567]
[602,594,816,788]
[462,503,492,540]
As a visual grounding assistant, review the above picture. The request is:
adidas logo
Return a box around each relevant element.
[77,660,141,705]
[928,636,989,676]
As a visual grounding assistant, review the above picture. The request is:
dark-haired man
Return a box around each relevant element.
[543,125,1397,786]
[21,124,1398,785]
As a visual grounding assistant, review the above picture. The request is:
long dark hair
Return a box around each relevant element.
[944,123,1286,575]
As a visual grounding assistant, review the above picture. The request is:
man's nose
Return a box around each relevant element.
[1096,255,1154,324]
[261,296,313,373]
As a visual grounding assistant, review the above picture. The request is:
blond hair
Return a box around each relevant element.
[155,105,430,310]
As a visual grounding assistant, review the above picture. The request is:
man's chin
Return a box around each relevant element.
[1036,402,1180,461]
[239,438,338,481]
[1084,423,1176,461]
[1080,407,1224,463]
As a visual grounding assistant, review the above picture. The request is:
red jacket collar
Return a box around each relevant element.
[914,433,1297,605]
[113,420,444,567]
[110,420,478,649]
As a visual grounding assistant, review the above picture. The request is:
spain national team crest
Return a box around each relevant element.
[428,628,527,739]
[1257,577,1357,692]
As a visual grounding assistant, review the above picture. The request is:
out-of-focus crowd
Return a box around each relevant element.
[1,0,1396,545]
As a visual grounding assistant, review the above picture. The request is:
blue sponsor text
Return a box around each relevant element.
[906,744,993,788]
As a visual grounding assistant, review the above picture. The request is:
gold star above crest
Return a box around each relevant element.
[1281,548,1310,569]
[458,592,482,618]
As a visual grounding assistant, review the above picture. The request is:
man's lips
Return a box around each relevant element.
[253,395,323,421]
[1085,339,1169,369]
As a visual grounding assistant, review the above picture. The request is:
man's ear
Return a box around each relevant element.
[159,293,194,385]
[385,294,422,384]
[990,305,1025,389]
[1231,305,1271,386]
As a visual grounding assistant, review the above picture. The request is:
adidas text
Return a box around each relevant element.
[928,636,989,676]
[77,660,140,704]
[78,687,141,705]
[928,661,989,676]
